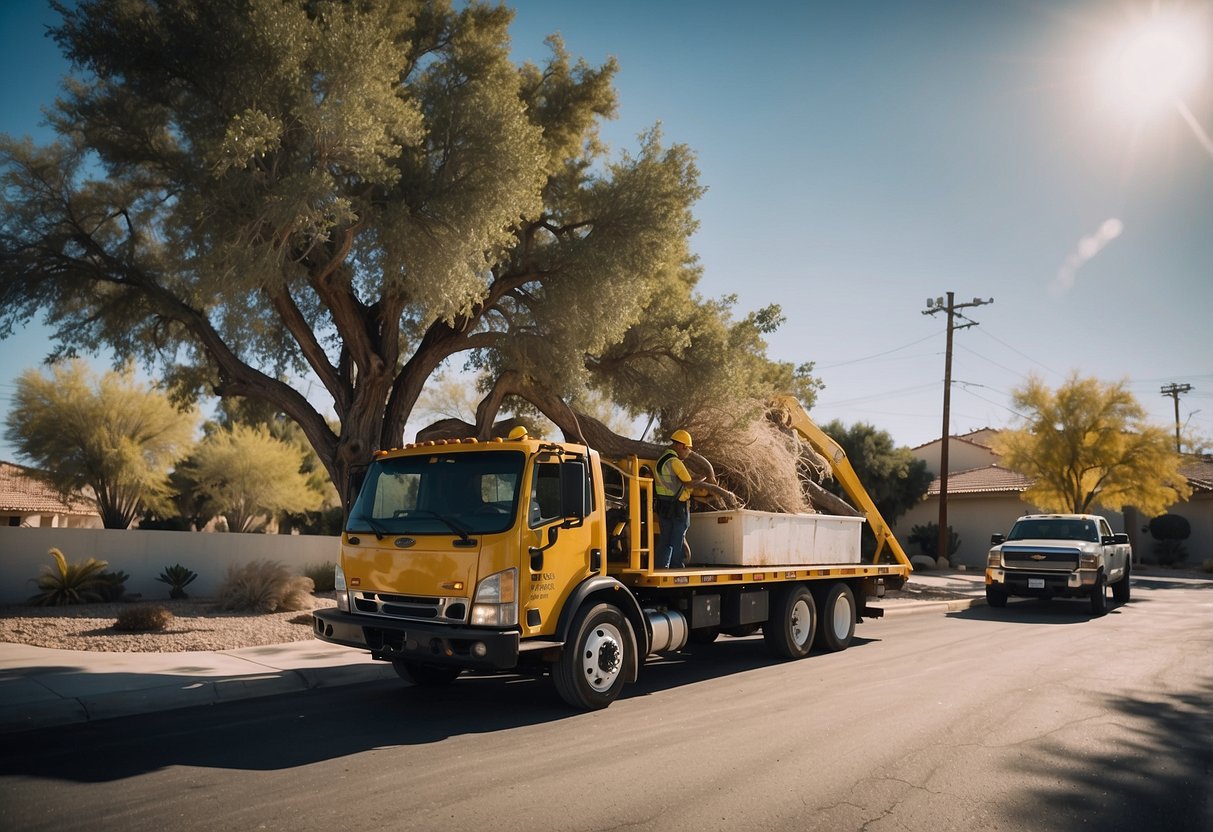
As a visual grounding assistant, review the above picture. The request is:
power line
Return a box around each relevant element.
[815,332,940,370]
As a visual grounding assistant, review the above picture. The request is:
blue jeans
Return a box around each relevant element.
[655,503,690,569]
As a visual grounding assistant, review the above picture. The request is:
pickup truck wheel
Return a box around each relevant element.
[813,582,856,653]
[1112,563,1132,603]
[985,586,1008,608]
[393,660,462,687]
[763,584,817,660]
[553,603,627,710]
[1089,572,1108,617]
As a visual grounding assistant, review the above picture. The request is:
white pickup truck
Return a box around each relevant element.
[985,514,1132,616]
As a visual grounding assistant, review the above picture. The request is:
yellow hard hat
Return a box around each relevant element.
[508,426,529,440]
[669,429,693,448]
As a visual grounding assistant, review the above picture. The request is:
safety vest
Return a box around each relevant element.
[654,450,686,500]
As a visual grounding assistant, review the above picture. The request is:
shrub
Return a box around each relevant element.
[303,561,337,593]
[216,560,315,613]
[1152,538,1189,566]
[95,570,130,602]
[1148,514,1191,542]
[28,548,109,606]
[908,523,960,560]
[156,563,198,599]
[114,605,174,632]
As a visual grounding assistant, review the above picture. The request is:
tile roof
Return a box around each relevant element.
[0,461,97,515]
[927,464,1032,496]
[1180,458,1213,492]
[910,431,1001,453]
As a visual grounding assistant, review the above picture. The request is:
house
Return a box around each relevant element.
[893,432,1212,569]
[0,461,103,528]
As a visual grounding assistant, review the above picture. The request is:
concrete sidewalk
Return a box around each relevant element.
[0,571,987,734]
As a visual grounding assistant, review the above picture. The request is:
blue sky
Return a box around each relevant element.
[1,0,1211,462]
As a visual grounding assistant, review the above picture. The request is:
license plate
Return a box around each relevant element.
[1028,578,1045,589]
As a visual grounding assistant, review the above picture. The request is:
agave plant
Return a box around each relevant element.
[29,548,109,606]
[156,563,199,600]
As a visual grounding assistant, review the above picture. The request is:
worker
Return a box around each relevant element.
[508,425,529,440]
[653,429,711,569]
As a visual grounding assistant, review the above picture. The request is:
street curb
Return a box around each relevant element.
[879,597,987,617]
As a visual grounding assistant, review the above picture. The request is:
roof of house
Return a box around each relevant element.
[0,461,97,515]
[1180,458,1213,492]
[926,464,1033,496]
[910,430,1000,454]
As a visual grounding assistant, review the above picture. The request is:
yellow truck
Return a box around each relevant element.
[313,398,911,710]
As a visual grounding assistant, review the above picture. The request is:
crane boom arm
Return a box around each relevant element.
[772,395,912,569]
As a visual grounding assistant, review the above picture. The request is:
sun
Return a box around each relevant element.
[1099,8,1207,117]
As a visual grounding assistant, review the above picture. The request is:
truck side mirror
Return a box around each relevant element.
[990,533,1005,545]
[1101,535,1116,545]
[1113,533,1129,545]
[559,461,588,523]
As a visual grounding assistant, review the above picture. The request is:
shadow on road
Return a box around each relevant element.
[0,634,873,783]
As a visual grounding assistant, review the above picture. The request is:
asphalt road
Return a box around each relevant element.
[1,574,1209,832]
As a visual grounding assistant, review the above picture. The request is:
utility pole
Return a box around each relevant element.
[922,292,993,566]
[1160,382,1193,453]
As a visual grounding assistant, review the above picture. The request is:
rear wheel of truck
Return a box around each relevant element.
[985,586,1008,608]
[1112,563,1131,603]
[393,660,462,687]
[1089,572,1108,617]
[813,582,855,653]
[763,584,817,660]
[553,603,628,710]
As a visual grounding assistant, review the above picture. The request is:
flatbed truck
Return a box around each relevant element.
[314,397,912,709]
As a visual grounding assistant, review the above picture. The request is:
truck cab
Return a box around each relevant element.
[985,513,1132,616]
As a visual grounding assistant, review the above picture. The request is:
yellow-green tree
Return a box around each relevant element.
[3,360,197,528]
[183,424,323,533]
[995,374,1190,515]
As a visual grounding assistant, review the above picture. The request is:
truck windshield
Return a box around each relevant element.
[1006,518,1099,542]
[347,450,525,537]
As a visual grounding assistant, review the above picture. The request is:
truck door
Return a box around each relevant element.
[1098,517,1125,581]
[522,459,594,636]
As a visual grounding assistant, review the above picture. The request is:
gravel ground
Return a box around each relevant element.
[0,594,337,653]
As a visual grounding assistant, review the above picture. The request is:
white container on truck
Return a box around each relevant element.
[985,513,1132,616]
[313,398,912,710]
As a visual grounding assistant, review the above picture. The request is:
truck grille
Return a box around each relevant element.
[1000,545,1081,571]
[351,591,468,624]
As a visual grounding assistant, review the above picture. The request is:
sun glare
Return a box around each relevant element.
[1100,10,1206,117]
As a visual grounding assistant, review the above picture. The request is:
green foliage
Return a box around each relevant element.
[114,605,174,632]
[3,361,197,528]
[303,562,337,593]
[156,564,198,600]
[1148,514,1191,541]
[216,560,315,613]
[908,523,960,559]
[819,420,933,525]
[995,374,1191,515]
[28,548,108,606]
[1151,539,1189,566]
[182,423,323,533]
[0,0,817,518]
[95,570,130,603]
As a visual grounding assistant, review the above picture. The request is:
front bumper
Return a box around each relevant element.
[313,608,520,670]
[986,567,1098,598]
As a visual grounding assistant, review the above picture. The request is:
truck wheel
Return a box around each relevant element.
[985,586,1008,608]
[1089,572,1108,617]
[1112,563,1132,604]
[813,582,855,653]
[393,660,462,687]
[763,584,817,660]
[553,603,628,710]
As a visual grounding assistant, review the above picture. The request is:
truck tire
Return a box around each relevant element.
[763,584,817,660]
[985,586,1008,608]
[1112,563,1131,604]
[813,582,855,653]
[1089,572,1108,617]
[393,660,462,687]
[552,603,628,710]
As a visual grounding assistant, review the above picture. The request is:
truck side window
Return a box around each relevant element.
[530,463,562,527]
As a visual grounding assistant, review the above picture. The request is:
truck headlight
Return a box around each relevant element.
[1079,552,1099,569]
[334,562,350,612]
[471,568,518,627]
[987,550,1003,568]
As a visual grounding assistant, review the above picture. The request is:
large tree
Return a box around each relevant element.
[819,419,932,526]
[0,0,815,512]
[994,374,1190,515]
[3,359,197,528]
